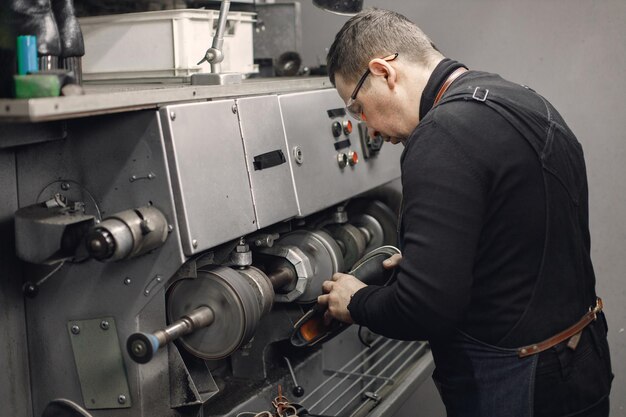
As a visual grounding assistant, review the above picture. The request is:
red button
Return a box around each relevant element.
[348,151,358,166]
[343,120,353,135]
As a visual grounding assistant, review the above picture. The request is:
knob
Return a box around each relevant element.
[86,228,116,260]
[348,150,358,166]
[337,153,348,168]
[342,119,353,135]
[331,121,342,138]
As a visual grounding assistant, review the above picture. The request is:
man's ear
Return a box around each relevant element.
[368,58,397,89]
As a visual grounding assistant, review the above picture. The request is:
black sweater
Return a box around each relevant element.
[348,59,547,346]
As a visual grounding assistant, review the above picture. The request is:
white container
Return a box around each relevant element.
[79,9,257,81]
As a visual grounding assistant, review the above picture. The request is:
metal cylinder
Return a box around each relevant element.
[86,206,168,261]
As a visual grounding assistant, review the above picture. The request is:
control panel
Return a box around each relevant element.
[279,89,402,217]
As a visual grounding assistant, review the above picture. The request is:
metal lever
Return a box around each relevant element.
[192,0,242,85]
[127,306,215,364]
[197,0,229,71]
[284,357,305,397]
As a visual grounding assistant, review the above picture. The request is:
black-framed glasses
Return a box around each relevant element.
[346,52,399,120]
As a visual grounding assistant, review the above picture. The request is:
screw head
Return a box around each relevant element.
[231,104,238,114]
[71,325,80,335]
[192,239,198,248]
[170,111,176,121]
[61,182,70,191]
[118,395,127,404]
[100,320,110,330]
[124,277,132,285]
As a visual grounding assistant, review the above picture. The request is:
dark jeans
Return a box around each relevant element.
[534,314,613,417]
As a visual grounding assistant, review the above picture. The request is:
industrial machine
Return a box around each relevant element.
[0,2,434,416]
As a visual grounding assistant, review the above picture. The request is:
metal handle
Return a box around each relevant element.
[197,0,231,73]
[127,306,215,364]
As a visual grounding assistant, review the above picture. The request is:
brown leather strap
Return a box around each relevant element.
[517,298,603,358]
[433,67,469,106]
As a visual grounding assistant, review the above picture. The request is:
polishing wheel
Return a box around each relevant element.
[167,266,271,360]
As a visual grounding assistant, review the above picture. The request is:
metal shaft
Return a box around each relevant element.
[155,306,215,346]
[267,266,297,290]
[211,0,230,73]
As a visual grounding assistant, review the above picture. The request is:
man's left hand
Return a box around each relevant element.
[317,273,367,325]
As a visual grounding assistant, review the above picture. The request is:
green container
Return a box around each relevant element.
[14,74,61,99]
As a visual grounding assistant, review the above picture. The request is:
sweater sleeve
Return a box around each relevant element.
[348,119,488,341]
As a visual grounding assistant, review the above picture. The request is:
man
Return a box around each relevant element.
[317,8,612,417]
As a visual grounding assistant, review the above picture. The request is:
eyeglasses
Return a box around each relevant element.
[345,52,399,120]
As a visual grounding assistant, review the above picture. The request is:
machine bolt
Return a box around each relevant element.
[147,172,155,179]
[100,320,110,330]
[192,239,198,248]
[168,224,174,232]
[61,182,70,191]
[71,325,80,335]
[170,111,176,121]
[124,277,132,285]
[156,276,163,283]
[117,395,127,404]
[231,104,238,114]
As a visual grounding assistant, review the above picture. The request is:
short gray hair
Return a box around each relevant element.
[327,8,442,85]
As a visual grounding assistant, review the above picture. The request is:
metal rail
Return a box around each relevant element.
[300,337,428,416]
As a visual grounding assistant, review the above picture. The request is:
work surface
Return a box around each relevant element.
[0,77,331,123]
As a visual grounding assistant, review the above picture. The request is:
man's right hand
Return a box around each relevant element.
[382,253,402,269]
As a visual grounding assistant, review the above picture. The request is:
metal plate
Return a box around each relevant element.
[278,89,403,217]
[67,317,131,409]
[161,100,257,255]
[236,95,299,228]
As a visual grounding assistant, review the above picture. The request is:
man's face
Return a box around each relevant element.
[335,72,407,145]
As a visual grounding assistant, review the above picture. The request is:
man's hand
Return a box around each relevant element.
[317,273,366,324]
[383,253,402,269]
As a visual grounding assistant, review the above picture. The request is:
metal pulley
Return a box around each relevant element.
[346,199,398,253]
[85,206,169,262]
[323,223,367,270]
[269,229,344,303]
[127,265,274,363]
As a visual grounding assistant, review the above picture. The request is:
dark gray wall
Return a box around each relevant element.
[299,1,626,415]
[0,150,32,417]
